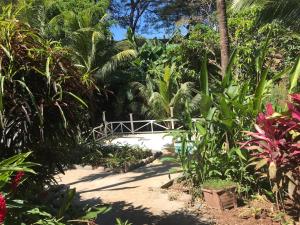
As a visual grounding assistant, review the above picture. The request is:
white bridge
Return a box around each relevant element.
[92,112,199,141]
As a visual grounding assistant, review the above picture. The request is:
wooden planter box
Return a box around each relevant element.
[202,186,237,211]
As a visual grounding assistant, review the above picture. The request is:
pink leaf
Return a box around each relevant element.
[254,124,265,135]
[290,94,300,103]
[291,151,300,156]
[266,103,274,116]
[292,111,300,121]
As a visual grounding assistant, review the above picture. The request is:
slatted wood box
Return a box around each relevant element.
[202,186,237,211]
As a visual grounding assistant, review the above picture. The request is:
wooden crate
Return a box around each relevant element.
[202,187,237,211]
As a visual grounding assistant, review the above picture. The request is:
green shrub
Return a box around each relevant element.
[202,179,236,190]
[0,6,91,186]
[80,141,153,170]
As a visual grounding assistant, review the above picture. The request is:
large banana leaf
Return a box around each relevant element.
[222,49,237,88]
[219,96,234,128]
[253,68,269,112]
[289,56,300,93]
[200,55,209,95]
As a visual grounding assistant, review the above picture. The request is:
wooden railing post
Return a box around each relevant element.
[130,113,134,134]
[151,121,154,133]
[102,111,108,137]
[170,107,174,129]
[92,129,95,140]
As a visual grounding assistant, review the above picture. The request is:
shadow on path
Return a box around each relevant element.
[77,163,177,194]
[97,201,210,225]
[67,171,112,186]
[63,160,208,225]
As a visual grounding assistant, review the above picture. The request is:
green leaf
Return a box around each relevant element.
[200,55,209,95]
[289,56,300,93]
[15,80,43,126]
[0,167,36,174]
[195,123,206,135]
[199,95,212,117]
[45,56,51,85]
[255,34,270,74]
[64,91,88,108]
[255,158,268,170]
[206,107,216,121]
[6,199,25,209]
[57,188,76,219]
[234,148,247,161]
[55,102,67,129]
[0,44,13,61]
[168,168,183,174]
[0,75,5,112]
[222,49,237,88]
[253,67,269,112]
[163,65,171,83]
[26,208,52,218]
[0,152,31,167]
[81,206,111,220]
[219,96,233,128]
[160,157,178,163]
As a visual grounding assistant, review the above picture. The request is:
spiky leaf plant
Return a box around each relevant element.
[0,5,91,186]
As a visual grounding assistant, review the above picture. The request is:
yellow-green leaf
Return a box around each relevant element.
[255,158,268,170]
[268,161,277,180]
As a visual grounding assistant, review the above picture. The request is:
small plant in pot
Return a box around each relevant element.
[202,179,237,211]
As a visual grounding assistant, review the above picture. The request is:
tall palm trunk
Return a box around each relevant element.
[217,0,230,77]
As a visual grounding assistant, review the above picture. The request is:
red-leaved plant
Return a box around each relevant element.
[242,94,300,206]
[0,193,7,224]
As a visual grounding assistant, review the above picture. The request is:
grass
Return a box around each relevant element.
[81,141,153,170]
[202,179,236,190]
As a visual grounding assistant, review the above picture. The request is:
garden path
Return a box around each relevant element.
[57,159,210,225]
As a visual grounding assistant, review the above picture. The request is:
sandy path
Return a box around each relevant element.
[57,160,209,225]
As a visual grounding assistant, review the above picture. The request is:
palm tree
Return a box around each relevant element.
[232,0,300,30]
[132,65,194,119]
[20,0,137,83]
[216,0,230,78]
[22,0,137,124]
[67,19,137,124]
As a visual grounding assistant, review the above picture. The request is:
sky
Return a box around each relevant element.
[110,24,170,41]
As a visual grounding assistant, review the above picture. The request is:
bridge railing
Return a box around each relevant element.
[92,112,200,140]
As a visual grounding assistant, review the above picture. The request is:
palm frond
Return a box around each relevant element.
[170,82,194,107]
[95,49,137,80]
[232,0,300,29]
[149,92,169,118]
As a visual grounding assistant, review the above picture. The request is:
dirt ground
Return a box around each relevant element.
[57,159,212,225]
[57,159,296,225]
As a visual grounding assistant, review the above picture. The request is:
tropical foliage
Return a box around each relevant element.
[0,0,299,223]
[0,6,90,186]
[232,0,300,30]
[242,94,300,208]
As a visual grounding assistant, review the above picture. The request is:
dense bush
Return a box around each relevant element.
[0,0,299,223]
[80,141,153,171]
[242,94,300,208]
[0,153,111,224]
[0,7,91,186]
[168,53,300,198]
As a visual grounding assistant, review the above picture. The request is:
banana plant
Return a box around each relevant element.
[132,64,194,119]
[288,56,300,94]
[173,41,295,189]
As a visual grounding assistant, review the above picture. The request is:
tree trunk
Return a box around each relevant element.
[129,0,136,34]
[216,0,230,77]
